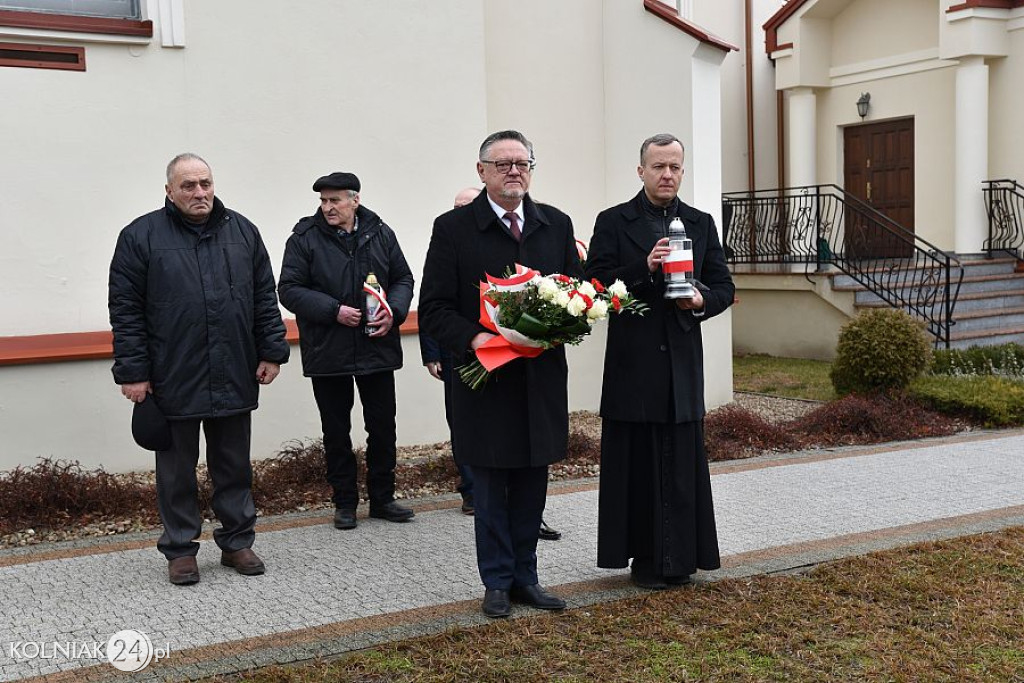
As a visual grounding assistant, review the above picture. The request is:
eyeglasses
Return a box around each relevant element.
[480,159,535,174]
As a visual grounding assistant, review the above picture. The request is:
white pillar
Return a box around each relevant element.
[788,87,817,188]
[690,43,726,228]
[954,56,989,254]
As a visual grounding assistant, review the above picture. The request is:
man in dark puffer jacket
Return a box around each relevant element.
[108,153,289,586]
[278,171,415,531]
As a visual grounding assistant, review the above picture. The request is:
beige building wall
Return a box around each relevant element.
[732,288,849,360]
[989,25,1024,179]
[0,0,738,472]
[814,67,957,248]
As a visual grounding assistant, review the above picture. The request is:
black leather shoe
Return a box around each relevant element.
[510,584,566,610]
[334,508,357,530]
[665,574,693,586]
[630,567,669,590]
[482,589,511,618]
[460,492,475,516]
[369,501,415,522]
[539,520,561,541]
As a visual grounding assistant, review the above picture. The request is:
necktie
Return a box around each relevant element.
[504,211,521,242]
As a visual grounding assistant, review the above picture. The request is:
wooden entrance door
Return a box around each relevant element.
[843,118,915,258]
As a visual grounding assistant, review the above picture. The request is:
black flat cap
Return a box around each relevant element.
[312,171,360,193]
[131,394,172,452]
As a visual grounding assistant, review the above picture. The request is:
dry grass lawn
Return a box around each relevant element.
[213,527,1024,683]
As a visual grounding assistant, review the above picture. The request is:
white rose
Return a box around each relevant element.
[536,277,559,301]
[554,290,571,308]
[608,279,628,298]
[586,298,609,320]
[577,281,597,299]
[566,294,588,317]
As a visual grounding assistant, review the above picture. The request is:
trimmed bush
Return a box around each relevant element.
[910,374,1024,427]
[830,309,932,396]
[931,343,1024,378]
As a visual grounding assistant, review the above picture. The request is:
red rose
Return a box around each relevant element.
[591,278,606,293]
[612,295,622,311]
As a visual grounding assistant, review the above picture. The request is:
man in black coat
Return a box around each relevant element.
[419,131,581,618]
[585,134,735,589]
[418,185,563,539]
[278,172,415,531]
[108,153,290,585]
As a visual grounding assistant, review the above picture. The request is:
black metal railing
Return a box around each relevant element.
[983,179,1024,261]
[722,184,963,347]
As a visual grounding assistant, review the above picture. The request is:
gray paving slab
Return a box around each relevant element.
[1,433,1023,681]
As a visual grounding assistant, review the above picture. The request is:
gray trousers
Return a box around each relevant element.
[155,413,256,560]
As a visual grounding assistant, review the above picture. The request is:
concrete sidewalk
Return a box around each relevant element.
[2,429,1023,682]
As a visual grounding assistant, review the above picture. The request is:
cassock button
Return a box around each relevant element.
[659,345,667,352]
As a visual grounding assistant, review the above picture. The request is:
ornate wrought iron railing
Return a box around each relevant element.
[722,184,963,347]
[983,179,1024,261]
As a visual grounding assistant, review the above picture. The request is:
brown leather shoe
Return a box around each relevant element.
[168,556,200,585]
[220,548,265,576]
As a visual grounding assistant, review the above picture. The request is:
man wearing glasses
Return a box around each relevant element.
[419,130,582,618]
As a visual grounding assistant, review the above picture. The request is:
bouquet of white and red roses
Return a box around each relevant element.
[459,264,647,389]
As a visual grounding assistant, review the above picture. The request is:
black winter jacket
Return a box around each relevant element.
[278,205,414,376]
[108,198,290,419]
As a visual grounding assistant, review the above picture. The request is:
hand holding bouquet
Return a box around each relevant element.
[459,264,646,389]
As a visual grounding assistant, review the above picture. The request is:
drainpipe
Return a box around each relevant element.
[777,89,785,187]
[745,0,756,191]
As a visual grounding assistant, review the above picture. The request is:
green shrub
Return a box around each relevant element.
[910,374,1024,427]
[830,309,933,396]
[931,343,1024,378]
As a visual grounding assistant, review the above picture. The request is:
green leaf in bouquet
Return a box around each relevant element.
[552,319,591,337]
[512,312,553,338]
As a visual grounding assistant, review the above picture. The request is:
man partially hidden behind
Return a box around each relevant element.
[108,153,289,585]
[585,134,735,589]
[419,130,581,618]
[278,172,415,531]
[418,187,481,516]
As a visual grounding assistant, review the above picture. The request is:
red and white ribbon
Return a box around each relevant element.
[662,247,693,275]
[575,238,588,262]
[476,263,545,371]
[363,281,393,318]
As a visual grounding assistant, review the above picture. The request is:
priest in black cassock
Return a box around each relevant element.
[585,133,734,589]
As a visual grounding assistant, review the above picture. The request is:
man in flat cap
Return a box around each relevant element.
[109,152,289,585]
[279,172,415,529]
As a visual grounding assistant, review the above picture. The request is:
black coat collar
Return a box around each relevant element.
[619,190,702,253]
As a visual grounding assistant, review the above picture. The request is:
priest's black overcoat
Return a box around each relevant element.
[585,191,735,424]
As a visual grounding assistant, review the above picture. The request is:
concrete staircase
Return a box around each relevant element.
[832,255,1024,349]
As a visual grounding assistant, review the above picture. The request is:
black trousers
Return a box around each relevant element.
[439,355,473,495]
[470,465,548,589]
[155,413,255,560]
[312,372,397,510]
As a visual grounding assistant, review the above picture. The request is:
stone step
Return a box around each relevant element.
[831,261,1019,291]
[950,307,1024,333]
[946,290,1024,313]
[948,325,1024,350]
[848,273,1024,305]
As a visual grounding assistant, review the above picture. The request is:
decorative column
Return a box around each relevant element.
[788,87,816,188]
[954,55,989,254]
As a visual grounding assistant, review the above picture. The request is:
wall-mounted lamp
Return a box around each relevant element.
[856,92,871,120]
